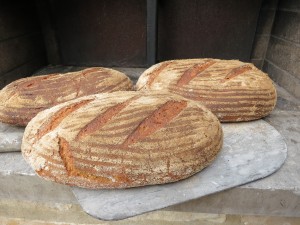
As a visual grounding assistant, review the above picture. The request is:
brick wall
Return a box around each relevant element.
[0,0,47,88]
[251,0,300,99]
[263,0,300,99]
[251,0,279,69]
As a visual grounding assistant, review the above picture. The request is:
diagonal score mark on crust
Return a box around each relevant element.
[36,99,93,140]
[18,74,54,89]
[176,60,216,87]
[147,61,172,87]
[58,136,112,183]
[221,64,253,83]
[76,95,140,140]
[58,137,75,174]
[121,100,187,147]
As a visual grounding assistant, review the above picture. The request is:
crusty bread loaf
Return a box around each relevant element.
[136,59,277,122]
[0,67,133,126]
[21,91,223,189]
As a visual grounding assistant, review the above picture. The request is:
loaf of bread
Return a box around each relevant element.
[21,91,223,189]
[136,59,277,122]
[0,67,133,126]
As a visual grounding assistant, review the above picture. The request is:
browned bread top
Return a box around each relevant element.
[136,59,277,122]
[21,91,223,189]
[0,67,133,126]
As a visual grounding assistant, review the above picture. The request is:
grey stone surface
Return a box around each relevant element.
[0,152,33,176]
[272,10,300,44]
[262,1,300,100]
[0,153,77,205]
[264,59,300,99]
[0,174,77,204]
[251,35,269,60]
[250,0,279,68]
[0,123,24,152]
[248,110,300,191]
[167,188,300,217]
[266,36,300,80]
[72,120,286,220]
[166,85,300,217]
[274,84,300,110]
[238,86,300,207]
[256,9,277,35]
[0,120,288,220]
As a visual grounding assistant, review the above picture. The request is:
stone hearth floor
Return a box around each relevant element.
[0,66,299,224]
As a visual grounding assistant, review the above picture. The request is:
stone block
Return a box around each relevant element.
[272,10,300,44]
[251,35,269,59]
[256,9,277,35]
[266,36,300,79]
[263,60,300,99]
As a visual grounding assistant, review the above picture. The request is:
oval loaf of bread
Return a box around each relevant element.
[0,67,132,126]
[136,59,277,122]
[21,91,223,189]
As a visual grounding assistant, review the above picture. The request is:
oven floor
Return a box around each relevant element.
[0,66,300,224]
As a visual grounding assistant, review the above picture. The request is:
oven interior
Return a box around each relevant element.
[0,0,299,99]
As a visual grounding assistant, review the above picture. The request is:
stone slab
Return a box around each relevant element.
[255,9,276,35]
[0,152,34,176]
[71,120,287,220]
[0,122,24,153]
[0,66,297,220]
[0,120,287,220]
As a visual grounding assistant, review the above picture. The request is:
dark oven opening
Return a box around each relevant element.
[0,0,299,99]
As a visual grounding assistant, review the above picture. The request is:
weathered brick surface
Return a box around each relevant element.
[266,37,300,79]
[272,11,300,44]
[251,0,300,99]
[250,0,278,67]
[264,60,300,99]
[251,35,269,60]
[256,9,277,35]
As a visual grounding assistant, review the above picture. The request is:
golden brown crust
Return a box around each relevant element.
[0,67,133,126]
[136,59,277,122]
[21,91,223,189]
